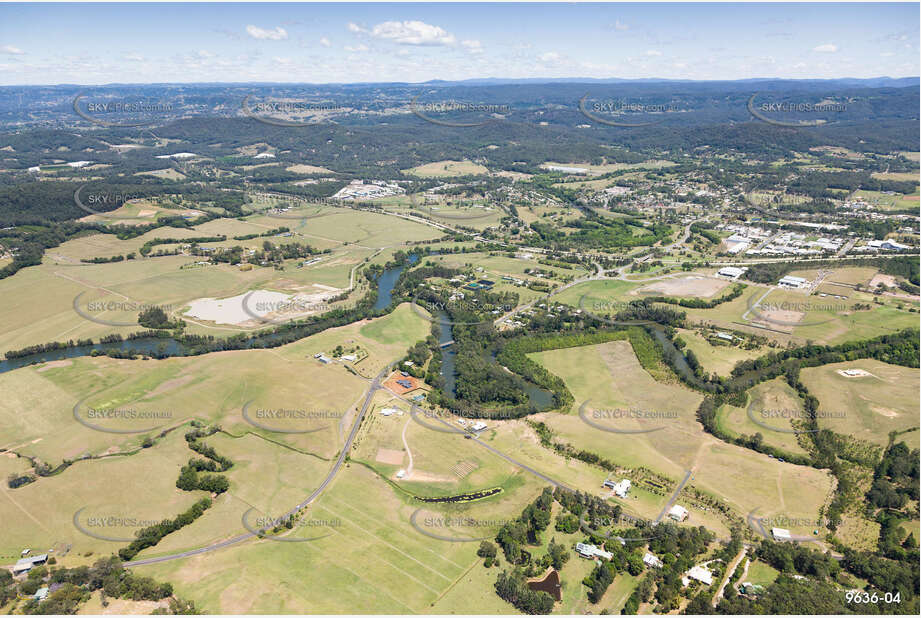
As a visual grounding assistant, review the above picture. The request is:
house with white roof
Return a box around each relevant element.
[682,565,714,587]
[575,543,613,561]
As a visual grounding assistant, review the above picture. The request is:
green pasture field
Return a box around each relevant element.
[136,432,334,559]
[0,429,203,559]
[682,286,918,346]
[852,189,921,211]
[744,560,779,587]
[810,266,879,287]
[133,461,552,613]
[377,193,506,231]
[552,279,643,310]
[674,328,765,377]
[715,378,811,457]
[423,251,590,282]
[0,304,430,471]
[799,360,920,449]
[0,247,372,352]
[525,341,833,533]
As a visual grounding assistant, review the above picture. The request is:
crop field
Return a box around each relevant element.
[799,360,920,449]
[525,342,833,533]
[715,378,811,456]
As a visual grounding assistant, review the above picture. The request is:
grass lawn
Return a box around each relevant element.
[133,462,551,613]
[715,378,812,457]
[675,328,765,377]
[745,560,779,587]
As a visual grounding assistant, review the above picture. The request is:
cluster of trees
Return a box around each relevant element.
[868,442,920,510]
[494,569,556,615]
[175,424,233,495]
[0,555,199,615]
[496,488,555,565]
[117,498,212,561]
[138,306,184,331]
[529,213,672,251]
[231,226,289,240]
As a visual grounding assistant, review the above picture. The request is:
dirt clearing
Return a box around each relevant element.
[636,276,729,298]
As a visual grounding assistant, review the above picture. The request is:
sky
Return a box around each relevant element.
[0,2,918,85]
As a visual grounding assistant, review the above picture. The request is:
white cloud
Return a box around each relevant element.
[461,39,483,54]
[792,62,807,69]
[246,25,288,41]
[538,52,561,63]
[272,57,293,65]
[198,50,214,58]
[347,22,365,33]
[370,20,455,46]
[319,37,331,48]
[645,50,663,56]
[614,20,629,31]
[344,44,369,53]
[124,53,144,62]
[1,45,24,55]
[813,43,838,53]
[880,51,896,57]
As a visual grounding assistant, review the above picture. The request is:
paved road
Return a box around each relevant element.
[654,469,693,523]
[713,549,748,606]
[125,366,390,568]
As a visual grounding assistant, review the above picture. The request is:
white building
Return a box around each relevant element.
[608,479,631,498]
[771,527,792,541]
[575,543,613,561]
[643,552,664,568]
[471,421,487,432]
[727,242,749,255]
[668,505,689,522]
[717,266,746,280]
[683,565,714,586]
[778,275,807,289]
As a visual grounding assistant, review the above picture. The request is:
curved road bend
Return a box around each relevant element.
[124,365,391,568]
